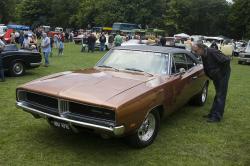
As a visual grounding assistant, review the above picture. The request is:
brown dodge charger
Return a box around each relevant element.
[16,45,209,148]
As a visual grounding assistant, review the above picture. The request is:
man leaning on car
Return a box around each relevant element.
[192,43,231,123]
[0,39,5,82]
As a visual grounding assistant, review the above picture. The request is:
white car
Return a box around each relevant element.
[0,25,7,38]
[121,39,147,46]
[203,36,233,56]
[95,35,110,50]
[239,40,250,64]
[73,34,86,44]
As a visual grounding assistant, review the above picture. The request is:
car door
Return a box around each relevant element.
[169,52,200,110]
[185,52,205,96]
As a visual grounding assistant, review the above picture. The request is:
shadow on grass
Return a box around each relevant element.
[30,124,133,153]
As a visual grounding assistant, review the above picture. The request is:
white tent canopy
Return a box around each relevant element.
[174,33,190,39]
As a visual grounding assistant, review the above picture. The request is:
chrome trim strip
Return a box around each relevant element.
[16,101,124,136]
[30,62,42,67]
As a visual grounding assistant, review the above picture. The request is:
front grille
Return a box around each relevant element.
[69,102,115,122]
[17,90,116,125]
[26,92,58,109]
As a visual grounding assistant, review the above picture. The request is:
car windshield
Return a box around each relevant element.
[96,49,169,75]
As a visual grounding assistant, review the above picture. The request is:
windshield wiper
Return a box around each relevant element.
[124,68,153,76]
[97,65,119,71]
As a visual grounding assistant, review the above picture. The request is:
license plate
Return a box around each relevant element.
[50,119,71,130]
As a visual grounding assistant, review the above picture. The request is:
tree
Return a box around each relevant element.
[16,0,81,28]
[73,0,167,28]
[0,0,19,24]
[49,0,81,28]
[228,0,250,39]
[17,0,52,27]
[164,0,230,36]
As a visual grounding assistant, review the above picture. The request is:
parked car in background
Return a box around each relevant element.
[47,31,64,41]
[165,37,175,46]
[233,41,247,57]
[73,34,86,44]
[41,25,51,33]
[204,36,234,56]
[3,29,14,44]
[0,25,7,39]
[238,40,250,64]
[191,35,204,43]
[55,27,63,33]
[121,39,147,46]
[16,45,209,148]
[95,34,110,50]
[0,44,41,76]
[112,22,139,34]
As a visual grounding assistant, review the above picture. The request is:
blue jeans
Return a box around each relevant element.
[88,43,95,52]
[43,52,50,65]
[100,42,105,51]
[54,40,58,48]
[210,67,231,120]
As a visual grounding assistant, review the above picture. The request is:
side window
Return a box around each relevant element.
[186,54,196,69]
[172,53,187,73]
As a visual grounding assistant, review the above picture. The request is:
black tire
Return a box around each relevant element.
[126,110,160,148]
[9,61,25,77]
[238,61,242,64]
[192,82,208,106]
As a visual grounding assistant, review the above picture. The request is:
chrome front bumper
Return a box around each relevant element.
[16,101,125,136]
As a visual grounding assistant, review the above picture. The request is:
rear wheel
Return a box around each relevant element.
[126,110,160,148]
[9,61,25,76]
[238,61,242,64]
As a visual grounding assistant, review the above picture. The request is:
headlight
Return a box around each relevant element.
[16,90,27,101]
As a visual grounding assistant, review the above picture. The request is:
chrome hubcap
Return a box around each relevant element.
[138,113,156,142]
[201,86,207,103]
[13,63,23,75]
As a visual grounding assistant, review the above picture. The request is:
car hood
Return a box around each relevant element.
[20,68,157,108]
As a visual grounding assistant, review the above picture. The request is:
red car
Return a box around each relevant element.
[47,31,64,41]
[3,29,13,44]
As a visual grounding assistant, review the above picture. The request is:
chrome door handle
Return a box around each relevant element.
[192,76,198,80]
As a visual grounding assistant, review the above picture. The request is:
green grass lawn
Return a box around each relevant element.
[0,43,249,166]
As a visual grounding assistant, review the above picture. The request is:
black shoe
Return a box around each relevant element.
[207,117,220,123]
[202,114,211,118]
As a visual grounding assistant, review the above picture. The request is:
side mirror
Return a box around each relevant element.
[179,68,186,75]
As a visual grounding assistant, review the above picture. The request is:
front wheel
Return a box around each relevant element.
[126,110,160,148]
[9,61,25,76]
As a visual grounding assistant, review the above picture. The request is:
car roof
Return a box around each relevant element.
[113,45,200,64]
[114,45,188,54]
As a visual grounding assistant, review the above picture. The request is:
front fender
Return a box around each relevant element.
[116,89,164,135]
